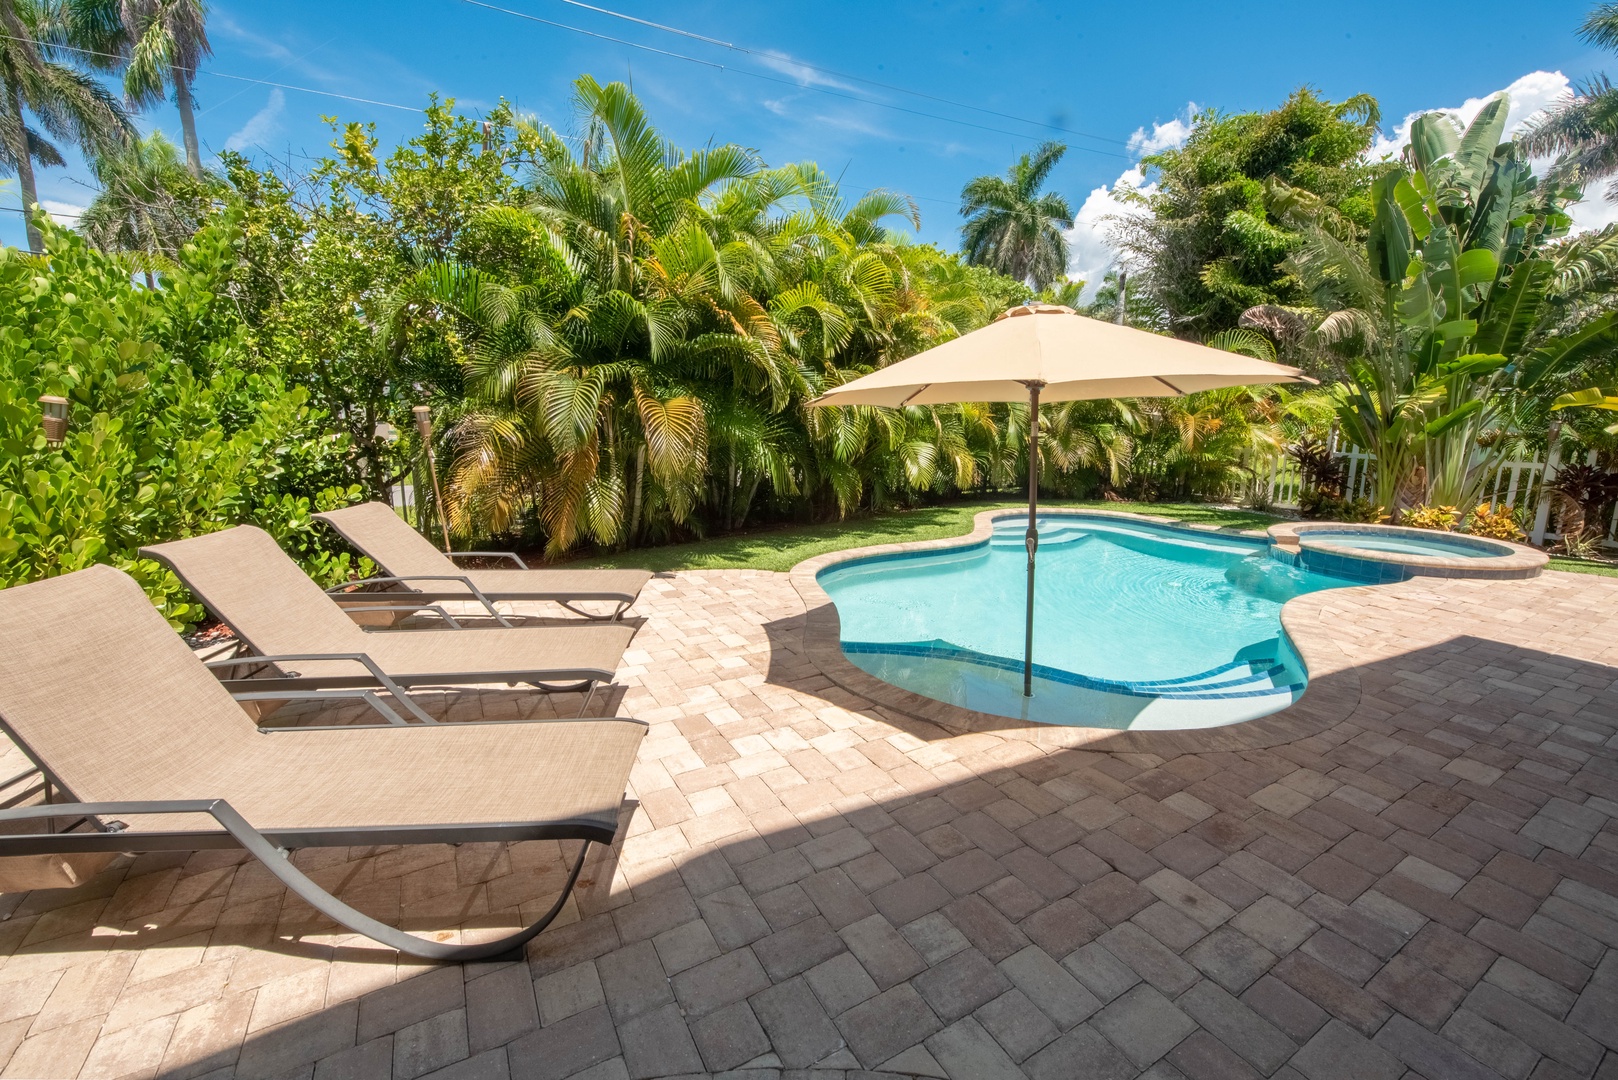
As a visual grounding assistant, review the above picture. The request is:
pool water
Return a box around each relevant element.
[819,516,1356,729]
[1301,531,1505,558]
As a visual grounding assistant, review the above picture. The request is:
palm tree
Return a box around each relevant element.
[78,129,215,283]
[0,0,132,251]
[1521,4,1618,198]
[119,0,209,176]
[958,140,1073,290]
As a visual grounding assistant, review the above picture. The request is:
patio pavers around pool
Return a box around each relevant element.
[1,567,1616,1080]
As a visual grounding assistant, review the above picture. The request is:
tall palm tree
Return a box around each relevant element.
[1521,4,1618,198]
[0,0,132,251]
[958,140,1073,290]
[78,129,215,283]
[119,0,209,176]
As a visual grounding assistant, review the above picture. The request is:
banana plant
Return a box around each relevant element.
[1282,92,1618,516]
[1552,386,1618,433]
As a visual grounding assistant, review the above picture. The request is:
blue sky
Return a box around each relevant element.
[5,0,1606,281]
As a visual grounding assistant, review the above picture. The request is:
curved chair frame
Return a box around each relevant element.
[0,797,591,961]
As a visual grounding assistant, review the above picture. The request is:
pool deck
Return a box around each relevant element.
[2,544,1617,1078]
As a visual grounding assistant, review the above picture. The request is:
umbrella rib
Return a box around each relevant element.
[897,384,932,407]
[1155,377,1188,396]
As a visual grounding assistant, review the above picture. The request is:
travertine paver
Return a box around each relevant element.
[0,561,1616,1079]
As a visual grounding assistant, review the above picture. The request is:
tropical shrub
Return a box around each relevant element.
[0,215,364,626]
[1288,435,1348,517]
[1465,502,1527,541]
[1314,496,1382,523]
[1403,504,1461,531]
[1545,461,1618,543]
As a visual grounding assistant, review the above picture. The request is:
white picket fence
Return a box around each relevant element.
[1262,434,1618,546]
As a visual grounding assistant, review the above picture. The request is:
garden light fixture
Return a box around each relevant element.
[39,396,69,445]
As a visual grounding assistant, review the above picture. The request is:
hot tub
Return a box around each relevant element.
[1267,522,1547,582]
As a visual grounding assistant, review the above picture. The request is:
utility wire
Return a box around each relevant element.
[0,31,980,213]
[0,32,427,112]
[539,0,1129,148]
[457,0,1129,159]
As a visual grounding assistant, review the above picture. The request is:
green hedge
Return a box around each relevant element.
[0,213,368,627]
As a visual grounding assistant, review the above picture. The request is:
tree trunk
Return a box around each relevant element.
[726,454,739,531]
[626,444,645,549]
[5,81,42,252]
[736,475,762,530]
[173,70,202,176]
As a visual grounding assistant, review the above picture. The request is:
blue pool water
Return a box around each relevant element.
[1301,531,1507,559]
[818,515,1357,729]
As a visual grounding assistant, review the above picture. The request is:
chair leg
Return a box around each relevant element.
[0,798,595,963]
[557,600,632,621]
[240,830,593,961]
[529,679,594,694]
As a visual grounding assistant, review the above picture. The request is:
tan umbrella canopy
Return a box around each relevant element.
[807,303,1310,698]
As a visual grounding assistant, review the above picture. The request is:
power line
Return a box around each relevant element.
[0,32,428,112]
[0,29,1024,222]
[540,0,1129,149]
[456,0,1130,159]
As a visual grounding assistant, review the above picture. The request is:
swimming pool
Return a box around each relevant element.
[817,514,1357,730]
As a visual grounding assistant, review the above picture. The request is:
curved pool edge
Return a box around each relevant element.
[1267,521,1548,581]
[789,507,1366,754]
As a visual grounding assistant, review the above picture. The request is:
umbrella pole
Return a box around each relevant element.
[1023,381,1044,697]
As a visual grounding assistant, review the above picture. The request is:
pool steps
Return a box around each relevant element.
[841,639,1303,703]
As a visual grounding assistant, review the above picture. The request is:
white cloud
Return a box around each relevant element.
[224,88,285,152]
[755,53,853,91]
[1062,106,1194,299]
[41,200,85,226]
[1063,169,1151,299]
[1127,104,1198,156]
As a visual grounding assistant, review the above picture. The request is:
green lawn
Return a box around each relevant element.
[1548,556,1618,578]
[569,500,1281,573]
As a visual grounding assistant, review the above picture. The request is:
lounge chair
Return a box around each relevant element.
[141,526,633,702]
[0,564,646,960]
[316,501,651,620]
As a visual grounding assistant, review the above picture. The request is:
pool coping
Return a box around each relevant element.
[1267,521,1548,581]
[788,507,1366,754]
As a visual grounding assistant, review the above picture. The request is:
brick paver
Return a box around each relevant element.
[1,561,1617,1078]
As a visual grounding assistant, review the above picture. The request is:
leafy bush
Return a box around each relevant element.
[1289,435,1348,519]
[1310,495,1382,523]
[1402,504,1461,531]
[0,215,366,626]
[1465,502,1527,542]
[1546,463,1618,544]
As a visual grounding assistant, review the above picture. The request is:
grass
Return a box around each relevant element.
[1548,555,1618,578]
[569,499,1282,573]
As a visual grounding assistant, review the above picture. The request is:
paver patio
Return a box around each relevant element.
[1,560,1616,1079]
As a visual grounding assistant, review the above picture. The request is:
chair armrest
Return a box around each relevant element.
[325,576,513,627]
[229,686,435,726]
[446,551,529,569]
[203,653,436,724]
[326,600,464,629]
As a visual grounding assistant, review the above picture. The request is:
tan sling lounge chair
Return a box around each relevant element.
[316,501,652,620]
[0,564,646,960]
[141,527,633,705]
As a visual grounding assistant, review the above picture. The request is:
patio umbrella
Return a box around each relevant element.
[806,303,1309,697]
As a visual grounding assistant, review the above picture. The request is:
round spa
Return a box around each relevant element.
[815,513,1363,731]
[1267,522,1548,583]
